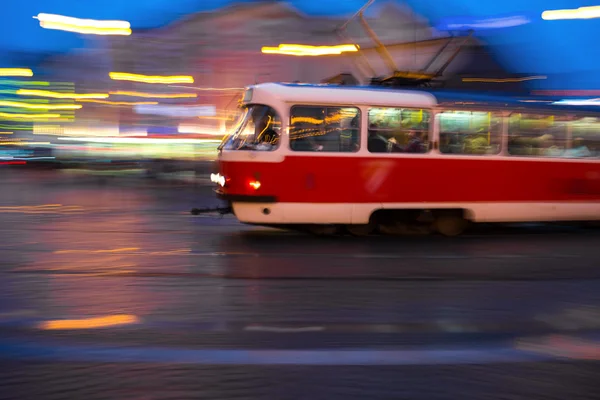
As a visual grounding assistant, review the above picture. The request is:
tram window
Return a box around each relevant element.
[220,104,281,151]
[508,113,569,157]
[569,117,600,158]
[367,107,430,154]
[289,106,360,152]
[438,111,502,155]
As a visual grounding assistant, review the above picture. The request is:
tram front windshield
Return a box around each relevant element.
[220,105,281,151]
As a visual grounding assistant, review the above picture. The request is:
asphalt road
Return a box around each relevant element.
[1,169,600,399]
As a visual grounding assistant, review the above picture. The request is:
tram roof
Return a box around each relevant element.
[253,83,600,115]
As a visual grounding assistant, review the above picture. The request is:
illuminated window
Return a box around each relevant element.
[569,117,600,158]
[439,110,502,155]
[367,107,430,154]
[508,113,569,157]
[289,106,360,152]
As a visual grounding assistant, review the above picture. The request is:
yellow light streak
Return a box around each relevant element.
[0,132,12,134]
[542,6,600,20]
[76,99,158,106]
[0,68,33,77]
[39,22,131,35]
[17,89,108,99]
[0,100,80,110]
[261,44,359,56]
[35,13,132,36]
[110,90,197,99]
[39,314,139,330]
[109,72,194,84]
[0,112,61,120]
[0,141,50,145]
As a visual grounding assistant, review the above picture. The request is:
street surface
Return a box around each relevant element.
[1,169,600,399]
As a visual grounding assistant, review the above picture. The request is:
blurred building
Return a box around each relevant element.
[28,0,527,167]
[40,1,520,120]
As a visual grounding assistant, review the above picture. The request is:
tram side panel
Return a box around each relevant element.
[219,156,600,225]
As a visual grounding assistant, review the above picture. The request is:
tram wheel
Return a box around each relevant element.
[307,225,339,236]
[345,223,376,237]
[434,215,468,237]
[379,222,433,236]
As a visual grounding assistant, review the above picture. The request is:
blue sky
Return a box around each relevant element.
[3,0,600,89]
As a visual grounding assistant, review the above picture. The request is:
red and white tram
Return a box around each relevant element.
[207,82,600,235]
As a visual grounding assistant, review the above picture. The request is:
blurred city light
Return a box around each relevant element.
[0,124,32,131]
[76,99,158,106]
[0,112,61,120]
[35,13,132,36]
[0,80,49,86]
[553,98,600,106]
[261,44,359,56]
[109,90,197,99]
[436,15,530,30]
[178,124,226,136]
[0,141,50,146]
[0,69,33,77]
[17,89,108,99]
[168,85,244,92]
[109,72,194,84]
[134,104,216,117]
[40,315,139,330]
[542,6,600,20]
[57,136,220,144]
[0,100,81,110]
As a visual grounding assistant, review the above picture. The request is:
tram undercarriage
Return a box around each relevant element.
[190,205,471,237]
[299,208,469,237]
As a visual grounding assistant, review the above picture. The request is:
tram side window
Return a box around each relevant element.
[367,108,430,153]
[438,110,502,155]
[569,117,600,158]
[289,106,360,152]
[508,113,569,157]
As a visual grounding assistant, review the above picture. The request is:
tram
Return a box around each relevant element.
[203,82,600,236]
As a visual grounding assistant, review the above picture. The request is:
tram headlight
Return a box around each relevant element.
[210,173,226,187]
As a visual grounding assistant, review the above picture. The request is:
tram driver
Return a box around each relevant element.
[255,108,280,150]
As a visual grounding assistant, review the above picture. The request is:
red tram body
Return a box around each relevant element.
[211,83,600,235]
